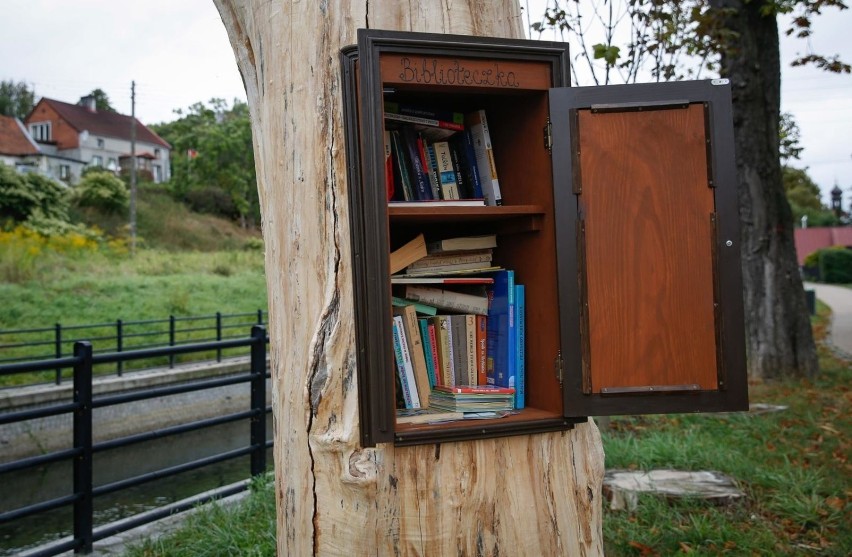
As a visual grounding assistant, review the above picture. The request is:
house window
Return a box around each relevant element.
[59,165,70,180]
[97,138,105,148]
[91,155,103,167]
[153,164,162,183]
[107,158,118,170]
[30,122,51,142]
[154,148,161,158]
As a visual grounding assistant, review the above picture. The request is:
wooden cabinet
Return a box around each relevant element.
[340,30,747,447]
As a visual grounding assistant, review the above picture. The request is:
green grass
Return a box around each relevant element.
[125,474,276,557]
[125,303,850,556]
[602,301,851,556]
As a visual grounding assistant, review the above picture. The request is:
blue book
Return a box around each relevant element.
[392,318,415,408]
[454,130,484,199]
[515,284,525,409]
[419,318,437,388]
[486,270,516,397]
[400,126,433,200]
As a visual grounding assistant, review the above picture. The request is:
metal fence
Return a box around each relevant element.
[0,326,270,556]
[0,310,267,385]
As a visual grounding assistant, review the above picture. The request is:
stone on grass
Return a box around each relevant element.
[603,469,745,511]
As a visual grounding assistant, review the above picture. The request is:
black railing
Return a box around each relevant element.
[0,310,267,385]
[0,326,270,556]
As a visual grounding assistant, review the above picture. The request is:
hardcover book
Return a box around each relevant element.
[418,318,437,388]
[486,270,516,398]
[515,284,526,409]
[465,109,502,206]
[392,316,419,408]
[394,305,432,408]
[389,233,427,275]
[404,285,489,315]
[432,141,461,200]
[426,234,497,254]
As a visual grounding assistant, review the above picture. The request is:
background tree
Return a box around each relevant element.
[535,0,849,380]
[214,1,604,555]
[0,80,36,119]
[151,99,258,227]
[87,88,116,112]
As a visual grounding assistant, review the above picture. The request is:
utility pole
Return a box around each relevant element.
[130,80,137,255]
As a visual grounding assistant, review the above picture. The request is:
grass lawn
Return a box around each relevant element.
[126,303,851,556]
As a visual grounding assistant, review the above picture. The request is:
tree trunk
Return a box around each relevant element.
[213,1,605,555]
[709,0,818,380]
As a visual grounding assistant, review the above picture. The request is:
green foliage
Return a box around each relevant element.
[0,80,35,119]
[817,247,852,284]
[151,99,258,225]
[780,112,804,163]
[72,170,129,215]
[0,163,70,223]
[87,88,115,112]
[783,165,840,227]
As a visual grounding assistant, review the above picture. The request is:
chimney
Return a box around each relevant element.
[79,95,96,112]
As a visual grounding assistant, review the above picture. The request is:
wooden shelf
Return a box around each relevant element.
[388,204,546,231]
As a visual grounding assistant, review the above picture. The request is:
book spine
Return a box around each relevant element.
[427,321,440,387]
[466,110,502,206]
[430,315,453,387]
[407,250,493,270]
[448,140,470,199]
[432,141,460,200]
[465,314,477,386]
[450,315,466,386]
[392,317,414,408]
[515,284,525,409]
[404,285,489,315]
[401,127,433,200]
[476,314,487,385]
[486,270,514,390]
[390,130,414,201]
[385,111,465,131]
[394,315,421,408]
[401,305,431,408]
[419,318,437,390]
[383,130,394,201]
[422,140,441,200]
[392,296,437,316]
[444,316,456,386]
[461,129,484,199]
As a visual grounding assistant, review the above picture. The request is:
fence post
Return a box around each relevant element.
[257,309,263,325]
[116,320,123,376]
[169,315,175,369]
[55,324,62,385]
[250,325,267,477]
[216,312,222,363]
[72,341,94,554]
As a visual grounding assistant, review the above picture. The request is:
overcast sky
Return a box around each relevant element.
[2,0,849,200]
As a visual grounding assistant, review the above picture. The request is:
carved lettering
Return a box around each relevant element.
[395,57,520,88]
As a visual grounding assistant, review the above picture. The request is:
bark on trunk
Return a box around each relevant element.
[710,0,818,380]
[213,1,605,555]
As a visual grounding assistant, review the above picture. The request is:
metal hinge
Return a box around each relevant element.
[543,118,552,154]
[554,351,563,386]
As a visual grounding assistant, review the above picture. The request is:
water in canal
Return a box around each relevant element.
[0,417,273,556]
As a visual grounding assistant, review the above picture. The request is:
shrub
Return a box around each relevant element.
[73,170,129,215]
[0,163,70,223]
[184,185,238,219]
[818,247,852,284]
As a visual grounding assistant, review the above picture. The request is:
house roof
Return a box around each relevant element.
[0,115,40,156]
[33,98,171,149]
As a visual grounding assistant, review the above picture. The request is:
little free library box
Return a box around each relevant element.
[340,30,747,447]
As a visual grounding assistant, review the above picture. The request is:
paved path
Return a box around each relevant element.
[805,283,852,358]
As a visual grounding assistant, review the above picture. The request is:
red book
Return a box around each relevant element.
[434,385,515,395]
[476,315,487,385]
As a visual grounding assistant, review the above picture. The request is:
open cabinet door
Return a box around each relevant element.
[551,80,748,417]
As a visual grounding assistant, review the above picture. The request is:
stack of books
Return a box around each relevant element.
[428,385,515,413]
[383,102,501,206]
[389,233,526,413]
